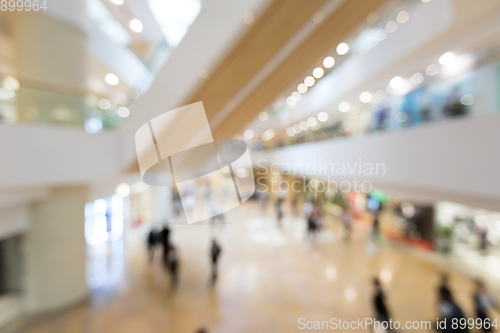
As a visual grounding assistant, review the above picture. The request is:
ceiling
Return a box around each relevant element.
[129,0,389,172]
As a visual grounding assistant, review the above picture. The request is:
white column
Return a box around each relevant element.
[24,186,88,313]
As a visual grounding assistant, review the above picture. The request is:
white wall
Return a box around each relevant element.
[255,114,500,211]
[0,124,119,188]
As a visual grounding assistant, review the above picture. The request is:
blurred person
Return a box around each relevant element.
[437,288,468,333]
[195,329,207,333]
[162,225,171,265]
[473,280,497,332]
[372,278,392,332]
[307,203,322,238]
[210,238,222,283]
[276,198,284,226]
[341,207,352,242]
[372,212,381,241]
[474,224,488,253]
[438,273,452,299]
[147,228,158,263]
[258,192,268,213]
[167,244,179,287]
[302,199,313,219]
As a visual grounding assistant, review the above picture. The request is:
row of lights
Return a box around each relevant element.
[252,6,418,142]
[243,128,275,142]
[97,98,130,118]
[108,0,144,33]
[286,45,347,107]
[103,73,130,117]
[280,8,413,138]
[286,112,328,137]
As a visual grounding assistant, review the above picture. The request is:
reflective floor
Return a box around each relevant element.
[2,202,496,333]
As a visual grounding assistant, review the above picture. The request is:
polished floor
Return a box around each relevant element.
[2,201,496,333]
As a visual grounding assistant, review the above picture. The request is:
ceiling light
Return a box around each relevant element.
[259,112,268,121]
[265,129,275,140]
[312,67,324,79]
[359,91,372,103]
[425,64,439,76]
[292,91,301,101]
[98,98,111,109]
[336,42,349,55]
[105,73,119,86]
[390,76,403,88]
[299,121,308,131]
[396,10,409,23]
[317,112,328,122]
[286,127,295,137]
[198,68,208,79]
[339,102,350,112]
[3,76,19,91]
[129,19,143,33]
[376,29,387,41]
[297,83,308,94]
[307,117,318,127]
[286,96,296,106]
[115,183,131,197]
[304,76,315,87]
[439,52,454,65]
[244,129,254,140]
[293,124,301,133]
[313,11,324,24]
[410,72,424,84]
[110,0,123,4]
[243,12,254,24]
[117,106,130,118]
[323,56,335,68]
[385,20,397,33]
[366,12,379,24]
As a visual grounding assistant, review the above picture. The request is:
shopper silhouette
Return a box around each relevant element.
[161,225,171,265]
[372,278,391,331]
[473,280,496,332]
[147,228,158,263]
[167,244,179,287]
[210,239,222,284]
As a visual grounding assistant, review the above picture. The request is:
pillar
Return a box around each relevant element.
[24,186,88,312]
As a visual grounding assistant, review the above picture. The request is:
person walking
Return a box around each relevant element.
[161,225,171,265]
[147,228,158,263]
[341,208,352,242]
[372,278,391,332]
[473,280,497,332]
[437,287,468,333]
[210,239,222,284]
[276,198,284,226]
[167,244,179,287]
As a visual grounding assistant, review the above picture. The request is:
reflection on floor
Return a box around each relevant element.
[1,202,493,333]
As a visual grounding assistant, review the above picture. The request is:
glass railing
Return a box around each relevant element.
[0,76,128,133]
[256,57,500,150]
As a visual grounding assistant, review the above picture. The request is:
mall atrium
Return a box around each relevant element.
[0,0,500,332]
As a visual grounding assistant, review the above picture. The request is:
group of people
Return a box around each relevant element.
[147,226,222,286]
[372,273,497,332]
